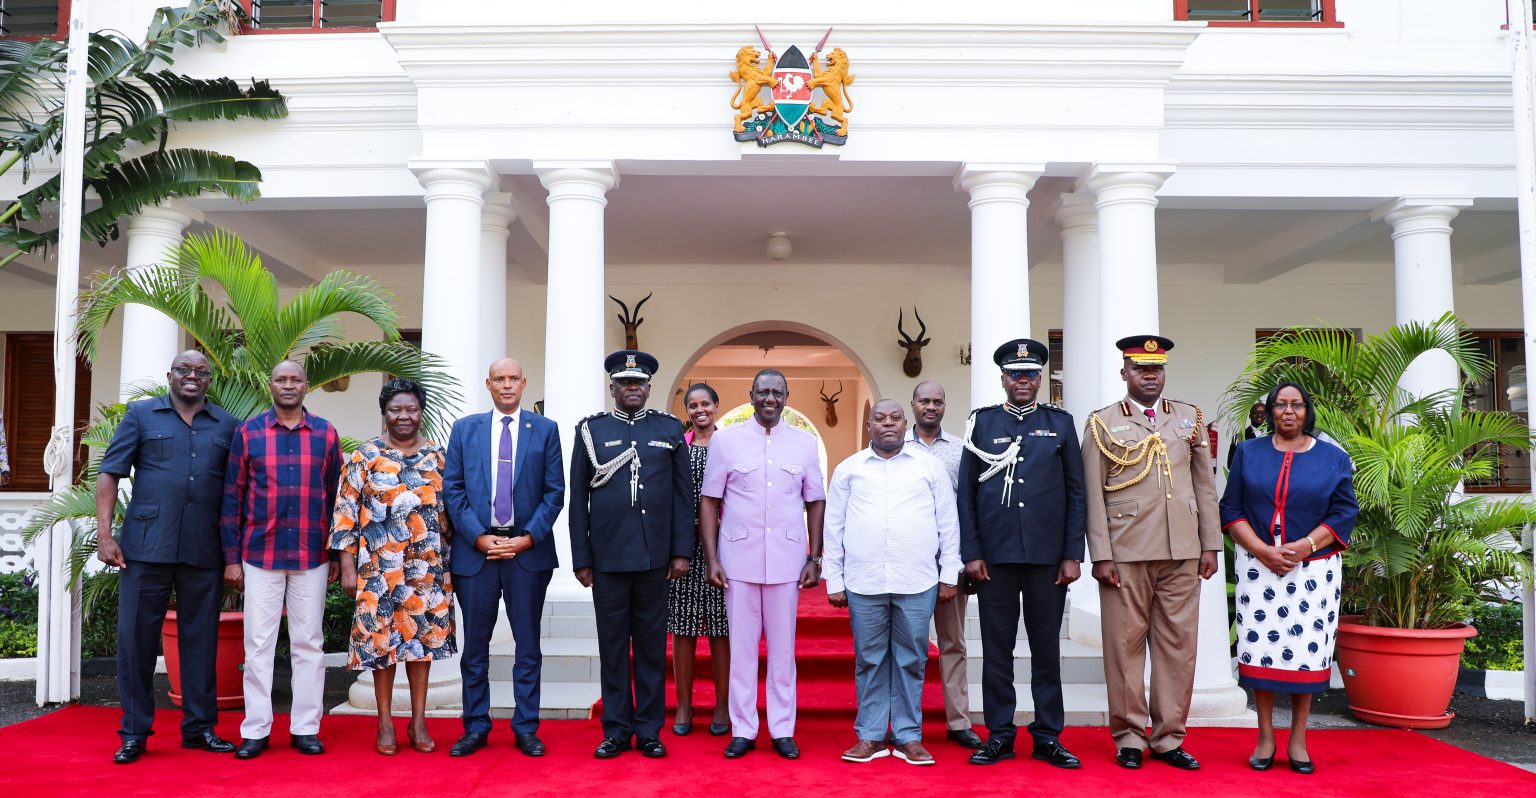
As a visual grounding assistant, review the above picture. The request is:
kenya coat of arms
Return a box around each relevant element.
[730,27,855,148]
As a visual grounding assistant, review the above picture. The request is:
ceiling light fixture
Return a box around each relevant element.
[765,231,792,262]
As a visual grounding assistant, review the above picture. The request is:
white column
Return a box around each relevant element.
[479,192,517,410]
[1084,163,1175,407]
[955,163,1044,409]
[1054,192,1103,615]
[119,202,198,398]
[411,160,494,427]
[536,160,618,601]
[1375,197,1473,400]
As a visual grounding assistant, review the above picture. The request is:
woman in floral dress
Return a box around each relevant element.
[331,378,455,755]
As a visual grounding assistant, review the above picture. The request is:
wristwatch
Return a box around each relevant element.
[807,555,822,566]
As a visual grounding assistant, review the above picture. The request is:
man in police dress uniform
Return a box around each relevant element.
[1081,335,1220,772]
[569,350,694,760]
[958,339,1085,770]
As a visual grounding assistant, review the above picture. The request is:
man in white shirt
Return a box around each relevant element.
[825,399,962,766]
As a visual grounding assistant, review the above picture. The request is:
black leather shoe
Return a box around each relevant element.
[235,737,269,760]
[1289,757,1315,775]
[594,737,632,759]
[289,734,324,755]
[1150,747,1200,770]
[113,740,146,764]
[1115,747,1143,769]
[968,738,1015,765]
[181,730,236,753]
[672,721,691,736]
[709,721,730,737]
[1250,754,1275,771]
[514,732,545,757]
[449,733,488,757]
[946,727,983,749]
[637,737,666,758]
[723,736,755,758]
[771,737,799,760]
[1032,741,1082,769]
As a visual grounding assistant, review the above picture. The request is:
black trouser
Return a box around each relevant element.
[591,566,669,740]
[117,560,222,742]
[976,562,1067,747]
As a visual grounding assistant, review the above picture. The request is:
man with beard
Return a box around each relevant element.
[1082,335,1220,771]
[221,360,343,760]
[569,350,693,759]
[825,399,961,766]
[96,351,239,763]
[699,368,826,761]
[958,339,1085,770]
[907,381,980,749]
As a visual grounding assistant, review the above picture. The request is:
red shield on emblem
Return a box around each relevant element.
[771,45,813,128]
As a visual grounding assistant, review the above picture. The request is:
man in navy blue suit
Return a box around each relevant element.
[443,357,566,758]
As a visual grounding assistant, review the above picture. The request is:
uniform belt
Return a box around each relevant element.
[487,526,529,538]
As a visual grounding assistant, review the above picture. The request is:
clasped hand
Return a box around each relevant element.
[475,533,527,560]
[1256,543,1306,576]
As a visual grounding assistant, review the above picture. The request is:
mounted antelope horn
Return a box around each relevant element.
[897,306,931,378]
[819,380,844,427]
[609,291,653,350]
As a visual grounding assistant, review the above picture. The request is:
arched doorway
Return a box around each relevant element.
[667,322,881,477]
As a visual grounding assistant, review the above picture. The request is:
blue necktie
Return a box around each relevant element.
[495,416,514,526]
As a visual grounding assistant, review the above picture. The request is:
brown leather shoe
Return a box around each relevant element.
[841,739,891,763]
[893,741,935,766]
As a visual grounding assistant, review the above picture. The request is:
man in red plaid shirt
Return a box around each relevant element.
[221,360,343,760]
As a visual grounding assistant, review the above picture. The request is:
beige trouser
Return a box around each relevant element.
[931,589,972,730]
[240,562,329,740]
[1098,559,1199,753]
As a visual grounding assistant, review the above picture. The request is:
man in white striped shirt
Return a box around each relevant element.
[825,399,963,766]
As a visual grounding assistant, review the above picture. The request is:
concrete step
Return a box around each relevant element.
[967,681,1111,727]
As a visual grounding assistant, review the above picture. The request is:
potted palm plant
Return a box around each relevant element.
[23,230,459,707]
[1222,314,1535,729]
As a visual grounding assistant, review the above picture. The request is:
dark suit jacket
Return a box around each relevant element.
[443,409,565,577]
[98,395,238,568]
[957,403,1087,566]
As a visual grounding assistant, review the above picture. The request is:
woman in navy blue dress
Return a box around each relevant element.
[1219,381,1357,775]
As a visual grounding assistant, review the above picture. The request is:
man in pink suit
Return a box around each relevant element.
[700,368,826,760]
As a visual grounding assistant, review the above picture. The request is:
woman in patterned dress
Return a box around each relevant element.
[331,378,456,755]
[668,383,731,736]
[1220,381,1357,775]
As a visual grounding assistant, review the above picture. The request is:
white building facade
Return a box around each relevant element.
[2,0,1531,721]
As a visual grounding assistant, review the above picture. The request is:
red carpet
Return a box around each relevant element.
[11,585,1534,795]
[6,706,1534,796]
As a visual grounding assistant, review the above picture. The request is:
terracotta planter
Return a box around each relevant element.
[1335,615,1476,729]
[162,610,246,710]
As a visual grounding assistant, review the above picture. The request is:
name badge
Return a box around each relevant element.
[1028,430,1057,437]
[1110,425,1132,433]
[603,440,623,447]
[647,440,674,450]
[991,437,1013,445]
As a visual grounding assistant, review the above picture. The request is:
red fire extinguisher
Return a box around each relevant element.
[1208,427,1219,472]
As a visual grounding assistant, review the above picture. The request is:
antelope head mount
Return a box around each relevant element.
[609,292,652,350]
[897,306,930,378]
[819,380,844,427]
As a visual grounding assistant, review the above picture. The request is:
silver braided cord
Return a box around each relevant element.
[962,411,1020,506]
[580,418,640,505]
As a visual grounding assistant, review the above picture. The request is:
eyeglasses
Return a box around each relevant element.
[1274,401,1307,412]
[171,366,212,379]
[752,389,786,400]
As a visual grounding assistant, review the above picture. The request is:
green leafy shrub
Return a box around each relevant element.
[1462,601,1526,671]
[0,571,39,658]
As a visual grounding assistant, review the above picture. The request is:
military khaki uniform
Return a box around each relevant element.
[1082,397,1220,754]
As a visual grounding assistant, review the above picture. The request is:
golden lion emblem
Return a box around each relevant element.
[728,46,777,134]
[808,48,855,136]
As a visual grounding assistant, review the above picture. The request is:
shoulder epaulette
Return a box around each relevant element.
[1119,400,1132,417]
[969,404,1000,419]
[578,411,607,423]
[1039,402,1067,414]
[1161,398,1201,412]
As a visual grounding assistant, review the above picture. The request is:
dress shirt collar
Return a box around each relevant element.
[1127,397,1156,417]
[263,407,313,430]
[909,426,957,445]
[493,406,521,428]
[1001,400,1037,420]
[611,407,650,422]
[857,445,915,464]
[150,392,218,419]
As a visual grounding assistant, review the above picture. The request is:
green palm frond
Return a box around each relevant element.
[270,270,401,361]
[163,230,280,359]
[76,263,237,365]
[302,341,464,441]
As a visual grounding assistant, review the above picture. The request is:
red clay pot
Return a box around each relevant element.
[1335,616,1476,729]
[162,610,245,710]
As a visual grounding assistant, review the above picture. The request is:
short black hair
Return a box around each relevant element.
[684,382,719,405]
[1264,381,1316,436]
[752,368,788,393]
[380,377,426,414]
